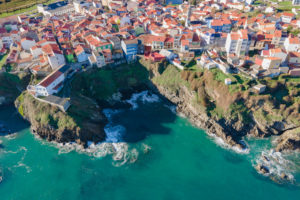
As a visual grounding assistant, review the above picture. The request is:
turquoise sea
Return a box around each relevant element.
[0,92,299,200]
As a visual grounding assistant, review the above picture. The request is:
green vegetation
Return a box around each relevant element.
[152,64,188,92]
[151,59,300,128]
[65,54,76,63]
[71,62,149,102]
[0,54,8,70]
[16,92,77,130]
[0,0,55,18]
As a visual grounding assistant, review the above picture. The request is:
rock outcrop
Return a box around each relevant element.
[276,128,300,152]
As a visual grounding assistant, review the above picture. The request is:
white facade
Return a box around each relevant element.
[48,54,66,70]
[284,37,300,52]
[225,30,250,57]
[262,58,281,69]
[293,0,300,5]
[30,47,43,58]
[28,71,65,97]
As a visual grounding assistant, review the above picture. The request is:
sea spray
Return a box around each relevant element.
[126,91,160,110]
[207,133,250,154]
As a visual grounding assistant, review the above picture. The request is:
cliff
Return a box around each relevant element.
[141,59,300,151]
[0,72,30,105]
[13,60,300,152]
[14,63,149,146]
[15,92,107,146]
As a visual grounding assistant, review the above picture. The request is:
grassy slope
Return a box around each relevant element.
[0,72,29,102]
[0,0,55,18]
[151,62,300,128]
[71,63,149,102]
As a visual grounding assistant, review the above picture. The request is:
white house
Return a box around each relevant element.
[284,36,300,52]
[88,50,106,68]
[27,65,70,97]
[288,52,300,64]
[30,45,43,58]
[48,54,65,70]
[225,29,250,57]
[281,12,295,24]
[21,37,36,50]
[262,57,281,69]
[42,44,66,70]
[293,0,300,5]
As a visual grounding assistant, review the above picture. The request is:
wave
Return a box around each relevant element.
[208,133,250,154]
[126,91,160,110]
[104,125,126,143]
[253,149,296,183]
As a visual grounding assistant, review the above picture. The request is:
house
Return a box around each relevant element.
[37,1,75,16]
[121,39,138,63]
[148,52,165,62]
[159,49,177,61]
[75,45,89,62]
[293,0,300,5]
[42,44,66,70]
[261,57,281,69]
[289,68,300,77]
[180,39,189,52]
[109,36,121,50]
[30,45,43,58]
[288,52,300,65]
[0,34,13,48]
[27,65,71,97]
[21,37,36,51]
[225,78,232,85]
[253,84,266,94]
[225,29,250,57]
[281,12,295,24]
[88,50,106,68]
[261,48,287,63]
[284,36,300,52]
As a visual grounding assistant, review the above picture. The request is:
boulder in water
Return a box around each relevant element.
[256,164,270,174]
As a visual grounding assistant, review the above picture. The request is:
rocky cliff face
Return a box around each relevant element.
[149,83,245,149]
[276,128,300,152]
[15,92,107,147]
[143,60,300,152]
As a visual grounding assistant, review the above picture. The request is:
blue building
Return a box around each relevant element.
[165,0,183,5]
[121,39,138,63]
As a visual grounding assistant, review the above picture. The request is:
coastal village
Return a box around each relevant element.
[0,0,299,111]
[0,0,299,185]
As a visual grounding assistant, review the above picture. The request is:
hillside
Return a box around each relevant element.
[141,58,300,152]
[0,72,29,105]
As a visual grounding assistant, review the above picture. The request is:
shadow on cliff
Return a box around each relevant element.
[111,98,177,143]
[0,105,30,135]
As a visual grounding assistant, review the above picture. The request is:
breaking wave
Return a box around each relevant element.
[38,91,160,166]
[208,133,250,154]
[253,149,296,183]
[126,91,160,110]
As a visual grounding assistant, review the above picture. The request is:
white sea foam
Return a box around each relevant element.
[208,133,250,154]
[104,125,126,143]
[126,91,160,110]
[4,132,17,140]
[10,146,32,173]
[253,149,296,182]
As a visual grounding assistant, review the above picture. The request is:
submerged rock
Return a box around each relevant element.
[256,164,270,174]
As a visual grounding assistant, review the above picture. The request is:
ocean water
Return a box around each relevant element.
[0,92,299,200]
